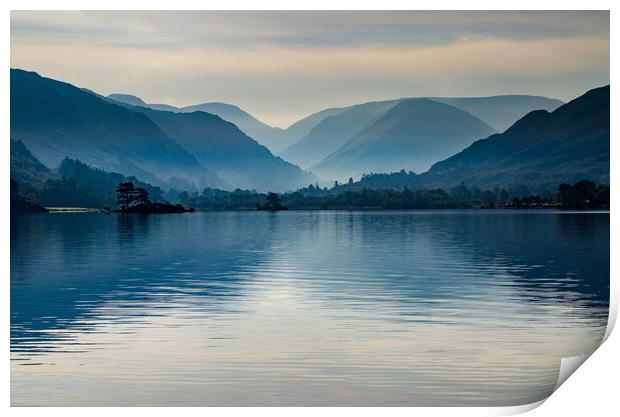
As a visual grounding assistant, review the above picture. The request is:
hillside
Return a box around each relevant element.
[414,86,610,192]
[130,106,317,192]
[280,99,402,168]
[431,95,564,132]
[10,139,59,186]
[107,94,294,153]
[279,94,561,171]
[10,140,167,209]
[280,107,347,147]
[311,99,495,181]
[11,69,225,190]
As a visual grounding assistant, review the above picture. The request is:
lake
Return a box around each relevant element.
[10,210,609,406]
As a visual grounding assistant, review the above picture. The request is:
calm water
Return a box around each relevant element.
[11,210,609,406]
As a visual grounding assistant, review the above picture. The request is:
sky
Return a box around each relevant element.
[10,11,610,128]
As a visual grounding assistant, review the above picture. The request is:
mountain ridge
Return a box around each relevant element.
[311,98,496,181]
[411,85,609,191]
[115,103,317,192]
[107,94,296,152]
[279,94,562,172]
[11,69,225,190]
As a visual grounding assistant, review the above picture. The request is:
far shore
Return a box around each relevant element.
[25,206,611,214]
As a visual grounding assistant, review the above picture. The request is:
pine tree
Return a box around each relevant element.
[116,182,136,211]
[135,187,151,205]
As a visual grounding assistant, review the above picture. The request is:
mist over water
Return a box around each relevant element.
[11,211,609,406]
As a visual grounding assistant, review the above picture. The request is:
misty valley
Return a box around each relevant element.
[9,69,609,215]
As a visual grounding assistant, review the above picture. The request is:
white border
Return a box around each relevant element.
[2,1,617,416]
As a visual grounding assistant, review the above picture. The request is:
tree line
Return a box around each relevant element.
[176,180,609,211]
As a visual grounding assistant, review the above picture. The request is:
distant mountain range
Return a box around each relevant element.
[280,95,563,174]
[280,100,401,169]
[107,94,349,155]
[413,85,609,191]
[125,105,315,192]
[10,68,607,198]
[282,106,347,145]
[11,69,224,190]
[108,94,297,153]
[311,98,496,180]
[429,96,564,132]
[11,69,315,192]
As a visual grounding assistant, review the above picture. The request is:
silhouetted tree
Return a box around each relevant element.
[135,187,151,205]
[116,182,136,210]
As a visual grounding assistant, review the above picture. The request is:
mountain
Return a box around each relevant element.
[127,106,316,192]
[148,103,181,112]
[431,95,564,132]
[11,69,225,190]
[311,99,496,181]
[280,100,402,168]
[281,107,346,145]
[107,94,294,153]
[180,102,293,152]
[10,139,59,186]
[107,93,147,107]
[10,139,168,208]
[414,86,610,192]
[279,95,563,170]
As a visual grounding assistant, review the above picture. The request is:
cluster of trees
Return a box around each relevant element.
[181,188,265,210]
[116,182,151,210]
[296,170,420,197]
[284,188,467,210]
[115,182,193,213]
[178,187,468,211]
[296,179,546,208]
[339,170,418,191]
[555,180,610,208]
[59,159,164,205]
[174,179,609,211]
[10,180,47,213]
[449,182,512,207]
[256,193,288,211]
[12,158,165,209]
[454,180,609,209]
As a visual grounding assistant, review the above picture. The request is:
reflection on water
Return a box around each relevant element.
[11,211,609,406]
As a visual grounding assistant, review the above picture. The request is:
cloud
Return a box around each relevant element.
[10,11,610,127]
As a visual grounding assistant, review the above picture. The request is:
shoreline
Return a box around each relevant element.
[12,207,611,215]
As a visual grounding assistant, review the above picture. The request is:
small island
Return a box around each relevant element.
[113,182,194,213]
[256,192,288,211]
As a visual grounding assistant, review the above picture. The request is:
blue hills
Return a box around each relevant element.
[11,69,315,192]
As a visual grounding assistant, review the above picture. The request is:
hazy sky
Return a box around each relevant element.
[11,11,609,127]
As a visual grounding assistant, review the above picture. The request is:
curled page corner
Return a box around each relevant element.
[502,398,547,415]
[551,293,617,395]
[603,290,617,342]
[553,351,594,393]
